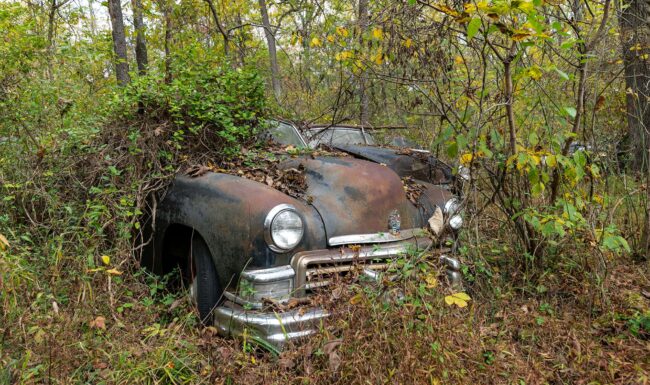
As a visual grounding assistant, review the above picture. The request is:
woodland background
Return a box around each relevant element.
[0,0,649,383]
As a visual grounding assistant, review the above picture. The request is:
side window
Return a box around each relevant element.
[267,121,306,147]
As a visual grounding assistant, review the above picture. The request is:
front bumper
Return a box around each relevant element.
[213,234,458,348]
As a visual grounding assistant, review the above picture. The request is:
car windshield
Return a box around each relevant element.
[308,127,376,147]
[267,121,306,147]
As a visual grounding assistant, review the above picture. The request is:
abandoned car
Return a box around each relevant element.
[140,120,464,347]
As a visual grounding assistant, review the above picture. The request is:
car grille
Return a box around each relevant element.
[290,236,436,296]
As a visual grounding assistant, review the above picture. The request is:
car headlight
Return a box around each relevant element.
[449,215,463,230]
[444,198,461,215]
[264,204,304,252]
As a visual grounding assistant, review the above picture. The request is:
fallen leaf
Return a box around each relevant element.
[90,316,106,330]
[323,339,343,355]
[349,293,363,305]
[105,268,122,276]
[323,339,343,372]
[278,355,295,369]
[0,233,9,250]
[425,274,438,288]
[428,207,444,236]
[101,255,110,266]
[52,301,59,315]
[444,292,471,308]
[328,351,341,371]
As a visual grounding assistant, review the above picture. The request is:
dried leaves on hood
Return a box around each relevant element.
[402,176,425,204]
[185,144,318,200]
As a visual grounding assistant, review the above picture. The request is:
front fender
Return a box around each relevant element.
[154,173,326,287]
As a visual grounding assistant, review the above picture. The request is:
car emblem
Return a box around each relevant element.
[388,209,401,235]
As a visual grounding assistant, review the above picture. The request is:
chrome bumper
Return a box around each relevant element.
[213,235,458,348]
[214,303,328,346]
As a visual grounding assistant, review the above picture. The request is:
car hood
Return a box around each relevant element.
[332,144,454,185]
[280,156,424,242]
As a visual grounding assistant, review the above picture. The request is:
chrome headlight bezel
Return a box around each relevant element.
[444,198,461,215]
[264,204,304,252]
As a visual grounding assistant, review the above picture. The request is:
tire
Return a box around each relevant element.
[188,234,222,325]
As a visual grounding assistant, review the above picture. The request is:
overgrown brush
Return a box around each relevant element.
[0,62,268,382]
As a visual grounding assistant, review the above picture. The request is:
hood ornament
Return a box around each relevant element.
[388,209,401,235]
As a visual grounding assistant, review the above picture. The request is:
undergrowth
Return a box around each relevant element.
[1,61,648,384]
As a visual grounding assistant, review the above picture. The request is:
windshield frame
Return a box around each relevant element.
[266,119,308,148]
[307,126,376,147]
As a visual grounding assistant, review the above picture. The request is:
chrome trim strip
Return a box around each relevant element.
[328,228,424,246]
[241,265,295,283]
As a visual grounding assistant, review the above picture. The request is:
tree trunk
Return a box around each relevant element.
[205,0,230,59]
[620,0,650,255]
[258,0,281,100]
[620,0,650,170]
[131,0,149,75]
[107,0,131,86]
[45,0,70,80]
[357,0,369,126]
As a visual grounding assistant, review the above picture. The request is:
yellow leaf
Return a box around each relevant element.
[374,50,384,65]
[435,4,460,17]
[425,274,438,288]
[460,153,474,165]
[477,0,489,10]
[101,255,110,266]
[310,37,322,47]
[526,66,543,80]
[350,293,363,305]
[327,34,335,43]
[593,194,604,205]
[546,154,557,168]
[529,154,541,166]
[335,50,353,61]
[464,3,476,13]
[106,268,123,276]
[517,1,535,13]
[454,55,464,65]
[512,32,531,42]
[445,292,471,308]
[0,233,9,250]
[336,26,349,37]
[372,28,383,40]
[403,38,412,48]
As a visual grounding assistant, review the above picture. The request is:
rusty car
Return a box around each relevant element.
[139,120,464,347]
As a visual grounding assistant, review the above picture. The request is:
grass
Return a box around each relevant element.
[1,229,648,384]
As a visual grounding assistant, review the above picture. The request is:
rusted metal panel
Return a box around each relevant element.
[332,144,454,185]
[149,154,454,283]
[153,173,327,285]
[280,156,422,240]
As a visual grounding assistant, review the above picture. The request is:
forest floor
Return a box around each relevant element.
[2,242,648,384]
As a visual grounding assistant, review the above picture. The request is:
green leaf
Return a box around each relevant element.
[563,106,577,118]
[467,18,482,41]
[447,141,459,158]
[531,182,545,196]
[555,68,570,80]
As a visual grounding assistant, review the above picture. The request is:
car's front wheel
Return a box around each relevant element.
[186,234,222,324]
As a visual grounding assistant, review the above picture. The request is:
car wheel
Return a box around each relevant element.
[187,234,222,325]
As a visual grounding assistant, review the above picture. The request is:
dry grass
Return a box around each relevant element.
[3,240,647,385]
